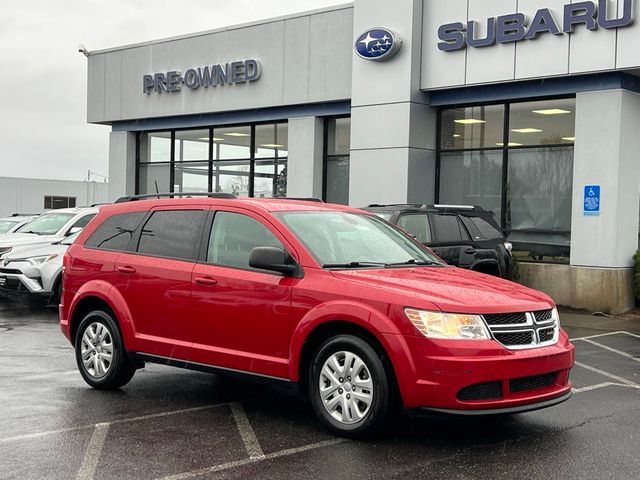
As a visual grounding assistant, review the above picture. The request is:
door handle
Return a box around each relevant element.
[194,276,218,286]
[117,266,136,274]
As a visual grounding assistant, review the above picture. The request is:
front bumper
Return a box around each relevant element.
[0,271,48,296]
[392,331,575,412]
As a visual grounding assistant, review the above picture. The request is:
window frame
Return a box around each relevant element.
[83,211,148,254]
[323,115,351,204]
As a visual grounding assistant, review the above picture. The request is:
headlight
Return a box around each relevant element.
[0,247,12,258]
[504,241,513,253]
[404,308,491,340]
[551,307,560,326]
[27,254,58,265]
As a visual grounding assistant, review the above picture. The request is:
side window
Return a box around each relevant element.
[208,211,283,271]
[70,214,96,230]
[397,214,431,243]
[137,210,205,260]
[460,215,503,240]
[431,214,470,243]
[85,212,147,251]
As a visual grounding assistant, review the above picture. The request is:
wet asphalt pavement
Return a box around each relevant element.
[1,300,639,480]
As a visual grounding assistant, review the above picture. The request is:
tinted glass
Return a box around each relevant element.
[214,126,251,160]
[326,156,350,205]
[440,105,504,150]
[85,212,147,251]
[174,162,209,193]
[139,164,171,194]
[140,132,171,162]
[137,210,205,260]
[175,129,209,161]
[327,118,351,156]
[208,211,283,270]
[397,214,432,243]
[70,214,96,230]
[460,215,503,240]
[509,99,575,146]
[20,213,75,235]
[431,214,469,242]
[277,212,442,267]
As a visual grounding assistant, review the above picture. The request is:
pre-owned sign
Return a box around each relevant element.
[143,59,262,94]
[438,0,635,51]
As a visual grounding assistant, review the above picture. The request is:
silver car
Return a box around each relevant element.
[0,232,79,305]
[0,214,39,235]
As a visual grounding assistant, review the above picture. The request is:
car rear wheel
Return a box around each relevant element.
[308,335,390,438]
[75,310,135,389]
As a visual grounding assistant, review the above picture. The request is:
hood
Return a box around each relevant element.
[3,242,69,262]
[330,266,553,314]
[0,233,60,249]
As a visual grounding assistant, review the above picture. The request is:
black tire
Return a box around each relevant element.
[308,335,390,438]
[50,278,62,307]
[74,309,136,389]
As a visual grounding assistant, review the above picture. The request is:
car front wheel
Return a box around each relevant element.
[308,335,390,438]
[75,310,136,389]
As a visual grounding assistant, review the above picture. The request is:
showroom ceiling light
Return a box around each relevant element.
[532,109,571,115]
[260,144,285,148]
[453,134,461,138]
[224,132,251,137]
[199,137,225,142]
[562,136,576,141]
[496,142,523,147]
[454,119,486,124]
[511,128,543,133]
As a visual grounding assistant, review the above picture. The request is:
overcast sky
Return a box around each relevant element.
[0,0,343,182]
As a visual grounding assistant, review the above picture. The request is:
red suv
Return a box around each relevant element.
[60,194,574,437]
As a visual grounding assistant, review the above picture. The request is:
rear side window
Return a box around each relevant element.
[431,214,470,243]
[137,210,205,260]
[397,214,431,243]
[85,212,147,251]
[207,211,283,271]
[460,215,503,240]
[69,214,96,231]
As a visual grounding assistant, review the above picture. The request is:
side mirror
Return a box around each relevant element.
[249,246,297,276]
[67,227,83,236]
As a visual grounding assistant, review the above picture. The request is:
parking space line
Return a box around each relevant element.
[156,438,347,480]
[571,331,629,341]
[75,422,109,480]
[230,403,264,459]
[572,382,622,394]
[579,338,640,364]
[574,361,640,388]
[0,400,258,444]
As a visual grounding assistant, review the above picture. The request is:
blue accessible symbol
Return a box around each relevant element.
[584,185,600,216]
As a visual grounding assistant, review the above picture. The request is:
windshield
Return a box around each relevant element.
[19,213,75,235]
[277,211,443,268]
[0,220,18,234]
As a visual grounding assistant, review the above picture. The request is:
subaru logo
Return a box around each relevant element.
[355,28,402,61]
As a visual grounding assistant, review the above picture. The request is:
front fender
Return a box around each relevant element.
[67,281,136,350]
[288,300,417,404]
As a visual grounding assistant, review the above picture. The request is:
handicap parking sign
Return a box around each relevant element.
[584,185,600,216]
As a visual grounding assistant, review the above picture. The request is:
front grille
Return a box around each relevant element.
[538,327,555,343]
[494,331,534,346]
[0,268,21,274]
[0,278,24,291]
[533,309,553,323]
[510,372,558,393]
[457,381,503,401]
[483,312,527,325]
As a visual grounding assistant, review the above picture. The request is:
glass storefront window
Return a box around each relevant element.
[174,162,209,193]
[325,117,351,205]
[214,126,251,160]
[438,98,575,262]
[139,132,171,162]
[212,160,251,196]
[439,151,503,221]
[509,99,576,146]
[175,129,210,162]
[440,105,505,150]
[139,164,171,194]
[255,123,288,159]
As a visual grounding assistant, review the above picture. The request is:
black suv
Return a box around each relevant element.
[363,204,512,278]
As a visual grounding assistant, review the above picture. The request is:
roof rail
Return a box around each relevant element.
[114,192,237,203]
[89,203,111,207]
[10,213,39,217]
[281,197,324,203]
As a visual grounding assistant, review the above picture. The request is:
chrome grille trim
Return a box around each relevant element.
[482,310,559,350]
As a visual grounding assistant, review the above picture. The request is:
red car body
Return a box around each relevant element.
[60,198,574,414]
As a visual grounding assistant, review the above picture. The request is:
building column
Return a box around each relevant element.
[108,131,137,200]
[568,89,640,312]
[286,117,324,199]
[349,0,437,207]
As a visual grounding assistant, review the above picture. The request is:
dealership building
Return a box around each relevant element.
[86,0,640,314]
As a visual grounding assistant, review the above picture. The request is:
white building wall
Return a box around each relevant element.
[0,177,109,218]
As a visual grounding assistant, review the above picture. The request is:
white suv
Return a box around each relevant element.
[0,214,39,235]
[0,207,99,260]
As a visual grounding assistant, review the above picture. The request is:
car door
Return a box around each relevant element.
[115,207,207,359]
[190,208,296,378]
[425,213,473,267]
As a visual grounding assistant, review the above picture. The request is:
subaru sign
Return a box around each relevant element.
[584,185,601,216]
[438,0,635,52]
[355,28,402,61]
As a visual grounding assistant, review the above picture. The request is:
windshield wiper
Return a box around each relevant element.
[20,230,45,236]
[323,261,388,269]
[385,258,439,267]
